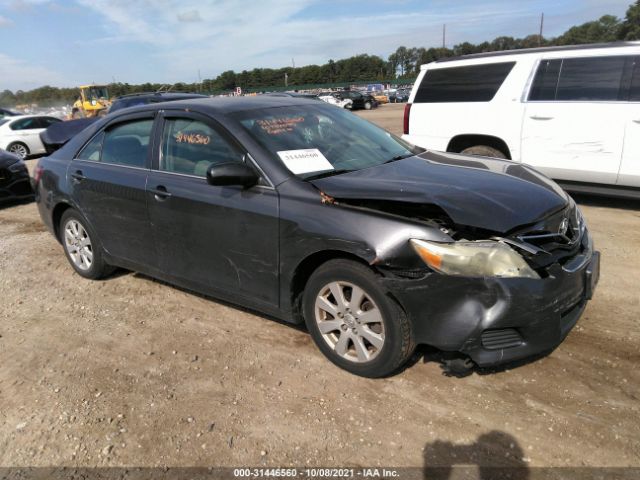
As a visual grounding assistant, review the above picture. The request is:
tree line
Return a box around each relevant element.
[1,1,638,108]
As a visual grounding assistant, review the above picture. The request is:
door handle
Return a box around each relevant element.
[150,185,172,200]
[70,170,86,183]
[529,115,554,121]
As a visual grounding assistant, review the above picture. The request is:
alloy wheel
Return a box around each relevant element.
[314,281,385,363]
[64,219,93,271]
[9,144,28,159]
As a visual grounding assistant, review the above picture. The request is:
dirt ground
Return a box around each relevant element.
[0,103,639,471]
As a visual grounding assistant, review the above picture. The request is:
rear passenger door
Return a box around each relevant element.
[522,55,633,185]
[68,113,156,267]
[146,111,280,306]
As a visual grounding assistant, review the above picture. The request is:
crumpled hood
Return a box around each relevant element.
[310,151,569,234]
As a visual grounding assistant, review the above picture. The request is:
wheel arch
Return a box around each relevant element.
[447,134,512,160]
[51,201,73,243]
[289,250,373,323]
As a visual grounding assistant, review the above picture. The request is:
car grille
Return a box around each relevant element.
[481,329,523,350]
[508,204,586,270]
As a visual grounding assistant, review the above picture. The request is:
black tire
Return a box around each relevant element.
[460,145,506,159]
[303,259,415,378]
[59,209,113,279]
[364,101,372,110]
[7,142,29,159]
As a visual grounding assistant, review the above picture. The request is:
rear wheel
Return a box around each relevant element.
[364,101,372,110]
[460,145,506,159]
[303,259,414,377]
[60,209,113,279]
[7,142,29,159]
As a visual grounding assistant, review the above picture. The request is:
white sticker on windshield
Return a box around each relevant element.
[277,149,334,175]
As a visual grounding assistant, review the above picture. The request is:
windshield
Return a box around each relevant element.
[88,87,108,100]
[233,104,423,179]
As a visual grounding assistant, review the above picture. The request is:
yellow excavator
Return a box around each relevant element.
[71,85,112,118]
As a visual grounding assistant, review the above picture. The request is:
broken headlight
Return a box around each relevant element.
[410,239,540,279]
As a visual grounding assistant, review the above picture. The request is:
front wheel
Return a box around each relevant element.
[60,209,113,279]
[303,259,415,377]
[364,101,372,110]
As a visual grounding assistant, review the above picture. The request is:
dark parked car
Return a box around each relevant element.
[40,118,99,155]
[329,91,377,110]
[108,92,208,113]
[35,97,599,377]
[0,108,19,118]
[0,149,32,203]
[390,88,410,103]
[38,93,210,155]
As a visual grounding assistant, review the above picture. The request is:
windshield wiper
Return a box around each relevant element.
[303,169,355,181]
[383,152,414,164]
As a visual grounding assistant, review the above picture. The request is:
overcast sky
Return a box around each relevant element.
[0,0,633,91]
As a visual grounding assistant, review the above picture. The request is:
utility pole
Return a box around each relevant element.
[539,13,544,46]
[442,24,446,49]
[292,58,295,69]
[285,72,288,87]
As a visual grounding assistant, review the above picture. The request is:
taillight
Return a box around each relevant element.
[403,103,412,135]
[34,165,44,184]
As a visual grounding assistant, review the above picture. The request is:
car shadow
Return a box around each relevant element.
[423,430,529,479]
[106,269,560,378]
[126,271,309,334]
[400,345,556,378]
[571,192,640,211]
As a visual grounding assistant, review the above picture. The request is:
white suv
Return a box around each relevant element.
[402,42,640,197]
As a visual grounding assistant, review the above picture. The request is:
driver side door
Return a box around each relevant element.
[146,111,280,307]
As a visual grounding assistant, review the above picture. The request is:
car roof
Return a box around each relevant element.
[431,41,640,65]
[111,95,324,116]
[113,91,207,100]
[5,114,58,119]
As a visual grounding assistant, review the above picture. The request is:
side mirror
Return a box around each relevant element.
[206,162,259,188]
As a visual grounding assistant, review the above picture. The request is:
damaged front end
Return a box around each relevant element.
[314,189,599,368]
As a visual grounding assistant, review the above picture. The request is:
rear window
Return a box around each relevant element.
[529,56,630,102]
[414,62,515,103]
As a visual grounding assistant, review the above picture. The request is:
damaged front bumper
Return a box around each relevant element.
[380,232,600,367]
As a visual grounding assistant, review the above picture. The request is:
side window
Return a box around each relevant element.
[556,56,627,101]
[101,118,154,168]
[414,62,515,103]
[77,132,105,161]
[528,59,562,101]
[36,117,62,128]
[160,118,244,177]
[10,118,38,130]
